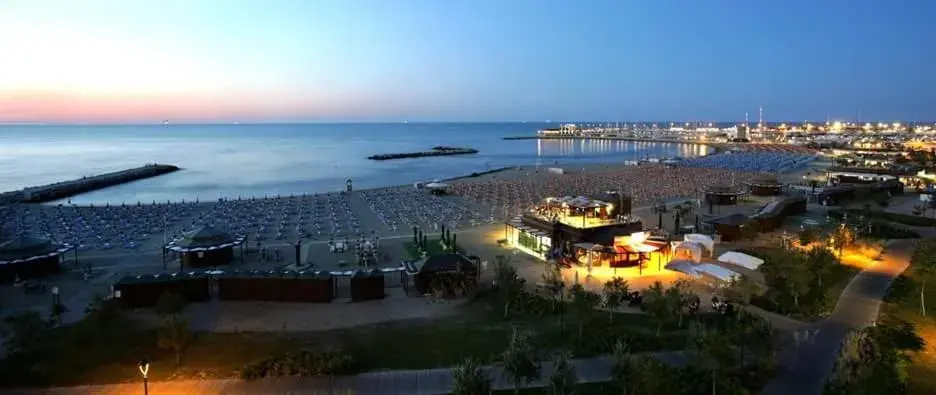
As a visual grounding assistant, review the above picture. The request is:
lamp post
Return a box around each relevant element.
[138,359,150,395]
[51,286,61,325]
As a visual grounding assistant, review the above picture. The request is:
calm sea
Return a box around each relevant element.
[0,123,713,204]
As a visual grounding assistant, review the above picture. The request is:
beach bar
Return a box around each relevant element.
[745,176,784,196]
[702,185,745,206]
[504,195,642,262]
[164,225,246,270]
[0,233,74,283]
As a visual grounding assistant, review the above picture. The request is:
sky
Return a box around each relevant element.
[0,0,934,123]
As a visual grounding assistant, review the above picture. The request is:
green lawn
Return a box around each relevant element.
[491,382,616,394]
[742,246,860,320]
[879,246,936,395]
[1,290,707,387]
[834,208,936,227]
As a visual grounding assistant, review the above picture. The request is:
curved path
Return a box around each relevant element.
[761,237,919,395]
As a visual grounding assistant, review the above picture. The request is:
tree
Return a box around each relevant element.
[797,228,817,247]
[912,242,936,317]
[501,328,540,395]
[547,349,577,395]
[666,279,694,328]
[451,358,492,395]
[602,277,629,323]
[831,224,855,258]
[494,255,526,319]
[541,261,566,329]
[783,260,812,309]
[643,281,672,336]
[567,284,600,341]
[157,314,192,366]
[804,245,837,288]
[722,275,760,321]
[0,311,49,358]
[610,340,634,395]
[689,325,737,395]
[155,292,186,316]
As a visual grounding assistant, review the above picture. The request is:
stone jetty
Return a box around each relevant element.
[0,164,180,203]
[366,146,478,160]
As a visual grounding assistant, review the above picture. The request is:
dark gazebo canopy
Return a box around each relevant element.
[746,176,783,187]
[702,184,745,196]
[165,224,245,253]
[0,232,71,262]
[417,254,477,274]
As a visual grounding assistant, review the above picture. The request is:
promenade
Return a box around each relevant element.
[0,352,688,395]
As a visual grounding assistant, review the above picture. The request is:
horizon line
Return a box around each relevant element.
[1,120,933,127]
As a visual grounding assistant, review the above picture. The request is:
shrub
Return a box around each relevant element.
[239,349,357,380]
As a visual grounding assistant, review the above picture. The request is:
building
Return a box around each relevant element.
[504,195,645,265]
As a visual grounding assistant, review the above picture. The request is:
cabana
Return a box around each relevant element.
[683,234,714,257]
[696,263,740,283]
[408,253,479,295]
[703,213,755,242]
[717,251,765,271]
[350,268,385,301]
[664,259,700,277]
[745,176,784,196]
[671,241,704,263]
[426,182,449,196]
[702,185,745,206]
[164,225,246,270]
[0,233,74,283]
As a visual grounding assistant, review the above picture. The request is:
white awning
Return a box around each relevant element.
[696,263,740,282]
[717,251,765,270]
[683,233,714,255]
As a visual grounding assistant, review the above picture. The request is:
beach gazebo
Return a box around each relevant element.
[164,225,245,270]
[0,233,74,283]
[702,185,745,206]
[407,253,479,295]
[745,176,784,196]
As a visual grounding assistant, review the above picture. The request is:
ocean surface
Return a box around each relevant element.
[0,123,713,204]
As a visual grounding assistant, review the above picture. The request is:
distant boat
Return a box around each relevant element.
[162,120,169,126]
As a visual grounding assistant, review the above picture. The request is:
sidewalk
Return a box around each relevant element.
[0,352,687,395]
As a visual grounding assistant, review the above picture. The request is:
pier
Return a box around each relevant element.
[366,146,478,161]
[0,164,180,204]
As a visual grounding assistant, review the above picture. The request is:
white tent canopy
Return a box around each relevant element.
[671,241,703,263]
[683,234,714,256]
[717,251,765,270]
[696,263,740,282]
[426,182,449,190]
[664,259,702,278]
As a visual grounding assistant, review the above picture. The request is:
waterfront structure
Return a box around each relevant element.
[702,184,745,206]
[163,225,246,269]
[537,124,580,136]
[0,233,74,283]
[503,195,644,265]
[745,176,784,196]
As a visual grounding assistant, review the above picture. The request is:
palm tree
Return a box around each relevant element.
[494,256,525,319]
[602,277,629,323]
[610,340,634,395]
[452,358,492,395]
[666,279,694,328]
[567,284,600,341]
[643,281,672,336]
[548,349,577,395]
[502,328,540,395]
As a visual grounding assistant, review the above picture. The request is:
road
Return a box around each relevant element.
[761,237,917,395]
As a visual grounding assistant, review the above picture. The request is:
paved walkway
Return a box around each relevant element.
[761,237,919,395]
[0,352,688,395]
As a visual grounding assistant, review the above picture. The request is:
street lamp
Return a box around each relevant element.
[138,359,150,395]
[51,286,61,325]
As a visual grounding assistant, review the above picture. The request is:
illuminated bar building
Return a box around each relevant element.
[504,194,653,268]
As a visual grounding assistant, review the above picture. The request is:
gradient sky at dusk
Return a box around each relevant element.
[1,0,934,123]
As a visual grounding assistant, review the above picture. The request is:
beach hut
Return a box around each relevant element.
[295,270,334,303]
[745,176,784,196]
[350,269,385,302]
[279,270,299,302]
[164,225,246,270]
[0,233,74,283]
[113,274,167,308]
[410,253,479,295]
[178,271,211,302]
[703,213,755,242]
[702,185,745,206]
[217,270,241,301]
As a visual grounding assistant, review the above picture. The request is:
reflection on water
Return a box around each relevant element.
[0,124,714,204]
[535,138,709,158]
